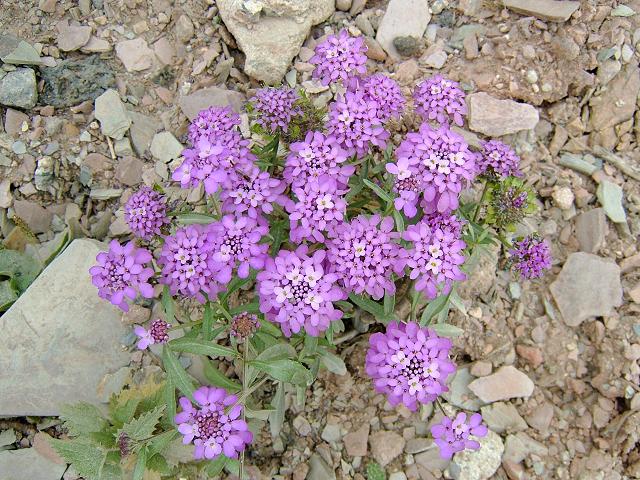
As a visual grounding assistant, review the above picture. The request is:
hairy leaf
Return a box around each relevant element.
[250,359,312,386]
[203,360,242,392]
[431,323,464,337]
[132,448,147,480]
[162,346,194,398]
[50,438,107,480]
[59,402,108,436]
[419,293,451,326]
[319,349,347,375]
[268,382,285,439]
[205,455,228,476]
[169,337,238,358]
[122,405,165,441]
[349,293,394,323]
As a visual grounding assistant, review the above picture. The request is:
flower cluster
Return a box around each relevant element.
[188,106,241,145]
[175,386,253,460]
[509,234,552,279]
[251,87,303,133]
[486,178,534,229]
[230,312,260,342]
[220,166,285,220]
[134,319,171,350]
[257,246,344,337]
[90,240,154,311]
[124,186,169,240]
[431,412,488,459]
[366,321,456,411]
[310,29,368,86]
[413,75,467,126]
[478,140,521,178]
[357,73,405,122]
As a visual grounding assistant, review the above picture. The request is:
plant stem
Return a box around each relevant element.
[473,181,490,223]
[216,301,234,322]
[167,319,202,332]
[435,397,448,417]
[240,343,248,480]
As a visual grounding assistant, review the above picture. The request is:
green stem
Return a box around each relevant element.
[216,301,233,322]
[473,181,491,223]
[168,319,203,332]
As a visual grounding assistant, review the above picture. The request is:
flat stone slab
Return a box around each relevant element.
[178,87,245,121]
[0,239,129,416]
[549,252,623,327]
[503,0,580,22]
[467,92,538,137]
[376,0,431,58]
[0,448,66,480]
[468,366,534,403]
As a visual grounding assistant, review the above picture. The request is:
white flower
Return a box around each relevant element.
[286,268,302,285]
[305,293,322,310]
[424,361,440,379]
[274,285,292,303]
[353,241,367,257]
[316,194,334,210]
[428,244,442,258]
[426,257,442,274]
[391,351,409,367]
[304,266,321,287]
[450,151,466,166]
[408,377,423,395]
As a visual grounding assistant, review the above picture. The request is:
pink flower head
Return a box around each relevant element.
[413,75,467,126]
[326,90,389,158]
[327,215,404,300]
[124,186,170,240]
[251,87,303,133]
[90,240,154,312]
[423,212,465,237]
[175,386,252,460]
[158,224,221,302]
[478,140,522,178]
[286,175,347,243]
[230,312,260,343]
[365,321,456,411]
[256,245,344,337]
[431,412,488,459]
[284,131,354,188]
[356,73,405,122]
[509,234,551,279]
[402,222,466,299]
[220,165,285,219]
[134,319,171,350]
[208,215,269,282]
[188,106,241,145]
[172,139,232,195]
[396,123,475,213]
[310,29,368,86]
[386,157,421,218]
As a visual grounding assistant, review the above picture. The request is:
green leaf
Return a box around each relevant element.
[419,293,451,326]
[255,343,297,361]
[302,334,318,356]
[109,398,140,428]
[0,280,18,311]
[219,273,256,303]
[146,453,172,475]
[203,360,242,392]
[202,303,214,341]
[205,455,229,476]
[245,407,274,421]
[366,461,387,480]
[250,359,312,386]
[431,323,464,337]
[169,337,238,358]
[319,349,347,375]
[162,377,176,427]
[122,405,165,441]
[229,301,260,316]
[161,346,194,398]
[383,292,395,316]
[59,402,108,436]
[349,293,393,322]
[449,290,467,317]
[363,178,393,204]
[392,210,404,232]
[132,448,147,480]
[50,438,107,480]
[268,382,285,438]
[259,319,283,338]
[0,249,42,293]
[161,286,175,324]
[175,212,216,225]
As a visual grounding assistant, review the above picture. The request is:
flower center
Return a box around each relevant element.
[195,411,222,439]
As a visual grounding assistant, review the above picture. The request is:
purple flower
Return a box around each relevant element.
[413,75,467,126]
[509,234,551,279]
[327,215,404,300]
[487,178,533,229]
[208,215,269,282]
[310,29,368,86]
[220,165,285,220]
[402,222,466,299]
[158,224,221,302]
[90,240,154,312]
[286,175,347,243]
[424,212,465,237]
[251,87,303,133]
[188,106,241,145]
[365,321,456,411]
[134,319,171,350]
[124,186,169,240]
[284,131,354,188]
[326,90,389,158]
[230,312,260,342]
[175,386,252,460]
[394,123,475,213]
[431,412,488,459]
[172,139,232,195]
[386,158,421,218]
[256,245,344,337]
[356,74,405,122]
[478,140,522,178]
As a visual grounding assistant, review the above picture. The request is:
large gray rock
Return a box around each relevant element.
[0,239,129,416]
[549,252,623,327]
[0,34,42,65]
[502,0,580,22]
[376,0,431,58]
[0,68,38,109]
[0,448,67,480]
[589,64,640,131]
[449,430,504,480]
[467,92,539,137]
[468,366,534,403]
[95,89,132,140]
[218,0,334,84]
[178,86,245,121]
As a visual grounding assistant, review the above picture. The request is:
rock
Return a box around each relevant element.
[307,453,336,480]
[596,180,627,224]
[115,156,144,186]
[0,448,67,480]
[150,132,183,162]
[0,180,12,209]
[4,108,29,137]
[503,432,548,464]
[175,14,195,43]
[575,208,606,253]
[115,37,154,72]
[468,366,534,403]
[415,442,451,473]
[456,242,499,300]
[549,252,623,327]
[589,65,640,131]
[40,55,116,108]
[365,36,387,61]
[179,87,246,121]
[80,36,112,53]
[0,34,42,65]
[13,200,52,233]
[128,111,161,157]
[56,22,91,51]
[293,415,312,436]
[552,187,574,210]
[369,431,405,467]
[32,432,65,465]
[393,36,421,57]
[443,367,482,411]
[0,68,38,109]
[351,0,367,15]
[502,0,580,22]
[424,49,447,69]
[467,93,539,137]
[449,430,504,480]
[344,424,369,457]
[527,402,554,433]
[0,240,129,415]
[376,0,431,59]
[470,361,492,377]
[217,0,333,84]
[321,424,342,443]
[480,402,528,434]
[389,473,407,480]
[95,89,132,140]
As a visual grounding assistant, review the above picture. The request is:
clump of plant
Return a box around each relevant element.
[53,29,551,478]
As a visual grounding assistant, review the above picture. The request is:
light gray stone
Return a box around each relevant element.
[503,432,548,464]
[370,431,405,467]
[443,367,482,411]
[128,111,161,157]
[0,68,38,109]
[321,424,342,443]
[179,87,245,121]
[575,208,606,253]
[468,366,534,403]
[597,180,627,224]
[57,24,92,52]
[480,402,528,434]
[550,252,623,327]
[115,37,154,72]
[0,35,42,65]
[218,0,334,84]
[589,64,640,131]
[307,453,336,480]
[95,89,131,140]
[467,92,539,137]
[0,239,129,416]
[0,448,67,480]
[150,132,183,163]
[376,0,431,59]
[449,430,504,480]
[502,0,580,22]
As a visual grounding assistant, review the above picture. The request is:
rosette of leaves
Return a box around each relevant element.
[484,177,536,232]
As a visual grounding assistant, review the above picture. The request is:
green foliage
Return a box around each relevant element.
[50,438,112,480]
[0,248,42,311]
[60,402,108,436]
[121,405,165,442]
[366,462,387,480]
